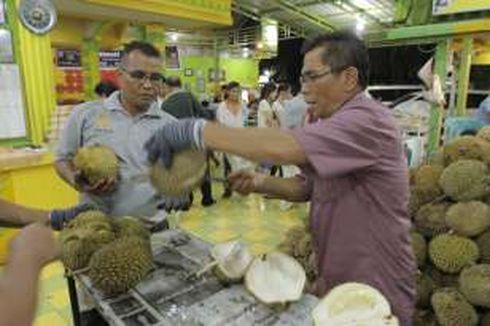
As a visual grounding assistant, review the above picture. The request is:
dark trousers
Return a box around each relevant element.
[200,164,214,203]
[270,165,283,177]
[223,154,232,196]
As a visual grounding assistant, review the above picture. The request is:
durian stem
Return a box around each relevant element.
[195,261,219,278]
[428,194,447,205]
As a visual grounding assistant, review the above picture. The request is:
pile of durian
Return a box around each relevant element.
[59,210,154,296]
[410,129,490,326]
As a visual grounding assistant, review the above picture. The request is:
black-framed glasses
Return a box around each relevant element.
[299,69,333,84]
[120,66,163,83]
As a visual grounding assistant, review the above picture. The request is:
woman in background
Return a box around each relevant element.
[216,81,248,198]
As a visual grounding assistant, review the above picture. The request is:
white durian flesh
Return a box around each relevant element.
[312,282,399,326]
[210,240,253,282]
[245,251,306,305]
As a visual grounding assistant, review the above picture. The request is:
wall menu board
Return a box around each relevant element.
[56,49,81,67]
[99,51,121,68]
[433,0,490,15]
[0,64,27,139]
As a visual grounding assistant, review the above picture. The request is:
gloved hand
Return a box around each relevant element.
[157,193,193,213]
[49,203,96,230]
[145,119,207,168]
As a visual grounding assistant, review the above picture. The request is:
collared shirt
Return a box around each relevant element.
[56,91,176,219]
[291,92,416,326]
[281,95,308,129]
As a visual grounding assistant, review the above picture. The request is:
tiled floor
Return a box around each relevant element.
[32,190,308,325]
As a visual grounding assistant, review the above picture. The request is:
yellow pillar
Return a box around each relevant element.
[6,0,57,146]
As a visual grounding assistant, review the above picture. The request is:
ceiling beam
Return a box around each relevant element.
[270,0,335,31]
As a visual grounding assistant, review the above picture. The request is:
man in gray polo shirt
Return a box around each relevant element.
[56,41,186,225]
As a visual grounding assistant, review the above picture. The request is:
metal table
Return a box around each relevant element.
[68,229,318,326]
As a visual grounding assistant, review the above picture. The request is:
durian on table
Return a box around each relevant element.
[58,210,153,296]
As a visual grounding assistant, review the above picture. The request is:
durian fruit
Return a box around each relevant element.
[458,264,490,308]
[414,203,449,237]
[416,272,435,308]
[445,201,490,237]
[431,288,478,326]
[112,216,150,240]
[439,160,489,202]
[411,231,427,268]
[245,252,306,305]
[477,231,490,264]
[426,264,460,289]
[312,282,399,326]
[443,136,490,166]
[88,237,153,296]
[277,225,306,255]
[428,234,479,274]
[413,309,438,326]
[66,210,109,229]
[59,227,114,270]
[428,150,445,167]
[210,240,253,283]
[149,149,207,196]
[414,165,443,194]
[73,145,119,185]
[477,126,490,143]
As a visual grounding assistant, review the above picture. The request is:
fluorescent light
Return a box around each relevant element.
[170,33,178,42]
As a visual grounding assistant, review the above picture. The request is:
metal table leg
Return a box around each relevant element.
[66,272,81,326]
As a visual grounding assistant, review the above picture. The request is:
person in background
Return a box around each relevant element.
[257,82,278,128]
[216,81,248,198]
[474,94,490,125]
[56,41,188,222]
[161,76,203,119]
[272,82,293,128]
[247,89,260,127]
[94,80,119,99]
[145,31,416,325]
[282,91,308,129]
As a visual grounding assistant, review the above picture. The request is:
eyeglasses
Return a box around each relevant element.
[120,66,163,83]
[299,69,333,84]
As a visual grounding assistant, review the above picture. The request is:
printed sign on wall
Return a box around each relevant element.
[433,0,490,15]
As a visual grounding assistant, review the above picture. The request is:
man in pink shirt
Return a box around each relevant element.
[145,31,416,325]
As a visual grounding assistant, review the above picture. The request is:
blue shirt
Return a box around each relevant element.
[474,95,490,124]
[56,91,176,218]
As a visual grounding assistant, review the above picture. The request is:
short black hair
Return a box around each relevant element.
[94,80,118,97]
[226,81,240,91]
[260,82,277,100]
[165,76,182,88]
[301,31,369,89]
[121,41,161,61]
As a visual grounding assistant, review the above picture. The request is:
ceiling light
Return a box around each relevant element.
[170,33,178,42]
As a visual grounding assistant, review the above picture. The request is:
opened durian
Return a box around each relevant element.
[414,203,449,237]
[245,251,306,305]
[312,282,399,326]
[477,231,490,264]
[431,288,478,326]
[112,216,150,240]
[459,264,490,308]
[73,145,119,186]
[88,237,153,295]
[439,159,488,202]
[210,240,253,283]
[445,201,490,237]
[428,234,479,274]
[149,149,207,196]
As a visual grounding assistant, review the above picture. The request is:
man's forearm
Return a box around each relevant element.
[203,123,308,166]
[255,176,310,202]
[54,160,77,190]
[0,198,49,227]
[0,254,42,326]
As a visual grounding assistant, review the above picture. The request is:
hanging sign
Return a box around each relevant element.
[56,49,81,67]
[433,0,490,15]
[99,51,121,68]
